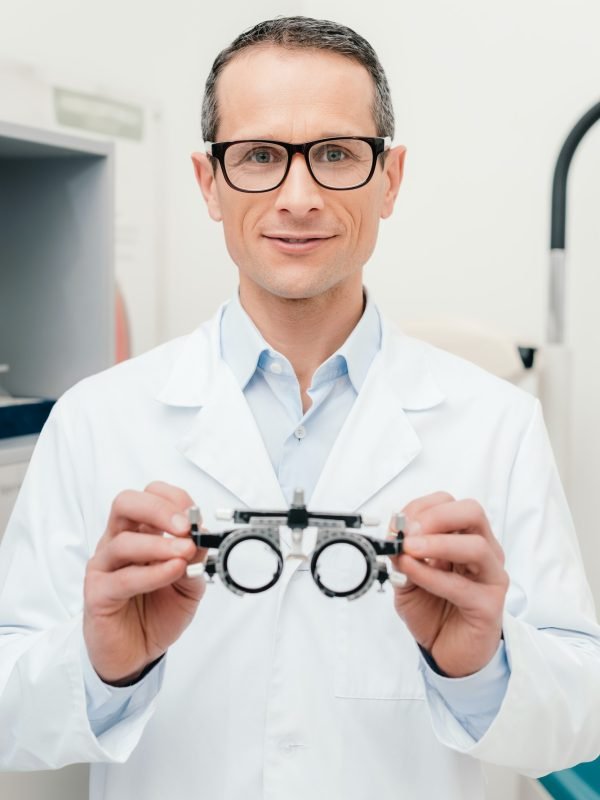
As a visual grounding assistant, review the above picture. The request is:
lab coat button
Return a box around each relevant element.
[294,426,306,439]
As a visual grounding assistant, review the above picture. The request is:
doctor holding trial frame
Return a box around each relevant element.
[0,16,599,800]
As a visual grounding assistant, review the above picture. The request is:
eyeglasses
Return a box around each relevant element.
[205,136,392,193]
[185,489,406,601]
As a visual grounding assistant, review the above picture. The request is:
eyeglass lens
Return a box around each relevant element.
[223,139,375,191]
[225,538,281,591]
[313,541,369,595]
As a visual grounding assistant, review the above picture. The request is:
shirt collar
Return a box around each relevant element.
[220,289,381,393]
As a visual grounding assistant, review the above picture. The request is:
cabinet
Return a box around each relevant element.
[0,119,113,531]
[0,120,113,798]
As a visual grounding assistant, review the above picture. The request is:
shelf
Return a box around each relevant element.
[0,120,115,437]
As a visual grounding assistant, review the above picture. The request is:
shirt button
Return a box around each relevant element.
[294,426,306,439]
[270,362,283,375]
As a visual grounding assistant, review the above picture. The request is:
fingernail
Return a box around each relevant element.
[171,513,189,533]
[405,520,422,537]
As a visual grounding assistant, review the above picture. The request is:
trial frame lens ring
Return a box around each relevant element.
[217,528,283,596]
[310,531,378,600]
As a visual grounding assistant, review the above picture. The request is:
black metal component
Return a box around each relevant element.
[287,505,310,529]
[205,561,216,579]
[231,507,363,529]
[369,533,404,557]
[232,510,286,524]
[518,346,537,370]
[190,531,226,549]
[551,100,600,250]
[376,566,389,590]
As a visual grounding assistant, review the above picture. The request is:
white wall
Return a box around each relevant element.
[0,3,598,797]
[5,0,596,599]
[306,0,600,599]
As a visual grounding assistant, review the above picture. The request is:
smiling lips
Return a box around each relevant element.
[263,233,335,253]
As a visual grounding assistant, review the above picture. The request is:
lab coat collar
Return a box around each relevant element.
[156,304,446,510]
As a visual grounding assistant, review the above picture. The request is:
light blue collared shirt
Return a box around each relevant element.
[84,290,509,743]
[220,290,381,506]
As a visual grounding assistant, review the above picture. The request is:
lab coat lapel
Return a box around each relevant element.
[180,365,286,509]
[156,306,286,509]
[309,319,446,512]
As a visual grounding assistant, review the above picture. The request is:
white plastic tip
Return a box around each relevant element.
[388,570,408,589]
[390,513,405,533]
[186,563,206,579]
[215,508,234,521]
[292,488,305,506]
[362,515,380,527]
[188,506,201,525]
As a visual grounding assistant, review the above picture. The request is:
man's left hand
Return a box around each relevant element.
[389,492,509,678]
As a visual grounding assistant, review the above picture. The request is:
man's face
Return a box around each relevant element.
[193,46,405,302]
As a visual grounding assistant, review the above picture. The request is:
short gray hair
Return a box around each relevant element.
[201,16,395,142]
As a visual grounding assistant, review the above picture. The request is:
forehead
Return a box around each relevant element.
[214,45,377,140]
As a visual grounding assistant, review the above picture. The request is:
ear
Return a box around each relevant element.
[191,152,223,222]
[380,145,406,220]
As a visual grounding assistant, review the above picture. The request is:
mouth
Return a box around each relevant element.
[262,234,336,254]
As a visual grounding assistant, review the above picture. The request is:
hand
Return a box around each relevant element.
[83,481,207,684]
[389,492,508,678]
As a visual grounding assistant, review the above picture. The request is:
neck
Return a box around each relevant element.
[238,277,365,393]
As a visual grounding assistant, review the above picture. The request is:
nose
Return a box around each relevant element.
[273,153,325,215]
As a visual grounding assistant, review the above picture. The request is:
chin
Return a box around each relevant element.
[258,274,342,302]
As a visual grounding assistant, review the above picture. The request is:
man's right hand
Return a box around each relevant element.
[83,481,207,685]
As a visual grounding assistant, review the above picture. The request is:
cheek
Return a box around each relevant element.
[347,196,381,245]
[220,202,257,255]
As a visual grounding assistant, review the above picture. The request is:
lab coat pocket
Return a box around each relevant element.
[334,587,425,700]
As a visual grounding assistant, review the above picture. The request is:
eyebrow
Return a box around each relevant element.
[230,131,365,141]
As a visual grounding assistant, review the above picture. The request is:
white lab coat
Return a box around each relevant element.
[0,304,599,800]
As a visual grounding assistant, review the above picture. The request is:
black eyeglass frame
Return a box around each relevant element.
[204,136,392,193]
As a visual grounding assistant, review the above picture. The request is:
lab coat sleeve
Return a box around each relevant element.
[0,400,161,769]
[419,640,510,741]
[81,636,165,739]
[423,399,600,776]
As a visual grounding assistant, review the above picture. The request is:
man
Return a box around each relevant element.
[0,16,599,800]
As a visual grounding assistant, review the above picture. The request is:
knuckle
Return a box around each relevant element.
[436,491,456,504]
[145,480,195,511]
[469,535,487,560]
[111,489,136,514]
[143,493,171,525]
[144,479,169,494]
[83,569,103,605]
[111,531,134,558]
[461,497,482,515]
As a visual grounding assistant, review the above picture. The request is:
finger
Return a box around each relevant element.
[415,499,504,565]
[398,553,506,615]
[144,481,198,516]
[103,489,192,541]
[93,532,197,573]
[402,533,505,583]
[101,558,190,602]
[401,492,456,527]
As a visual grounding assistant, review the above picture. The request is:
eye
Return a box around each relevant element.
[314,144,349,163]
[246,147,284,164]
